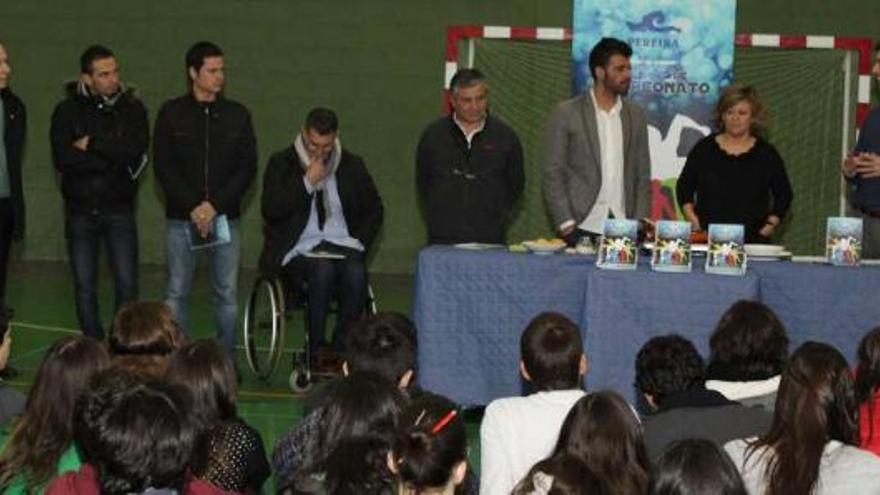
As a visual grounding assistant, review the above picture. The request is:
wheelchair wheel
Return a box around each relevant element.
[243,276,285,380]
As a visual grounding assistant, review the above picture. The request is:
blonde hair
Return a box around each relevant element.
[714,83,768,136]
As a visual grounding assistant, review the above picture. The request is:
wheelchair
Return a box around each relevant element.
[242,274,377,392]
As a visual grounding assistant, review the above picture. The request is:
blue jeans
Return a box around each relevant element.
[65,210,139,338]
[165,219,240,357]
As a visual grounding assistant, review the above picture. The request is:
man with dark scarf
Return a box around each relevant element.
[49,45,148,339]
[259,107,383,372]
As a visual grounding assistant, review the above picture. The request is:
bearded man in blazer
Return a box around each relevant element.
[542,37,651,246]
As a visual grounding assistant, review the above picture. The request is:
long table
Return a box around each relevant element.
[412,245,880,406]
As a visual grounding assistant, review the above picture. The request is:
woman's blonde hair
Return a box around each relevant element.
[714,83,768,136]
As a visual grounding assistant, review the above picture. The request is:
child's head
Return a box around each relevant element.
[520,312,586,391]
[390,392,467,494]
[857,326,880,405]
[635,334,705,407]
[649,439,746,495]
[344,312,418,387]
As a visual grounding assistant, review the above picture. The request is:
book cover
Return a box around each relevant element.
[825,217,862,266]
[651,220,692,273]
[706,224,746,276]
[597,219,639,270]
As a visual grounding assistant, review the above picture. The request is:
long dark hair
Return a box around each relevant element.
[166,339,237,426]
[707,300,789,380]
[283,372,404,492]
[746,341,857,495]
[0,336,110,491]
[518,390,649,495]
[856,327,880,446]
[650,439,746,495]
[391,392,467,493]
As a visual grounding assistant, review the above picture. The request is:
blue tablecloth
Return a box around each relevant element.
[412,246,880,406]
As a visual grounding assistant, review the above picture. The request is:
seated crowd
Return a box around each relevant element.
[2,300,880,494]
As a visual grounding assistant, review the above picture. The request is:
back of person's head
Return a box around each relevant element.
[166,339,237,427]
[308,436,396,495]
[708,300,789,380]
[650,439,746,495]
[749,341,856,495]
[636,334,705,406]
[520,312,585,391]
[0,336,110,491]
[549,390,649,494]
[291,372,405,489]
[856,326,880,445]
[514,453,601,495]
[588,37,633,79]
[74,369,197,495]
[345,312,417,387]
[391,392,467,494]
[110,301,183,378]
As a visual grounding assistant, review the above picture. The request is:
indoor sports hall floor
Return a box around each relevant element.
[3,261,484,491]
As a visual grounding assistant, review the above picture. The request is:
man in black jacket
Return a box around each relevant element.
[50,45,148,339]
[416,68,524,245]
[0,43,25,311]
[154,41,256,357]
[259,108,382,370]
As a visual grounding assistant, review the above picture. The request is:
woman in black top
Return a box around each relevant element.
[676,83,793,243]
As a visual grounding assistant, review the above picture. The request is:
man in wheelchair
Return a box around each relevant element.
[258,107,383,373]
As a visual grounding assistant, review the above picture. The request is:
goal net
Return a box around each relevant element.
[466,38,857,255]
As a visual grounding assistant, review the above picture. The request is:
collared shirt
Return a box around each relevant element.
[578,88,625,234]
[281,172,364,266]
[453,113,486,148]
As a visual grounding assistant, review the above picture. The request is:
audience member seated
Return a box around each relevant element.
[705,300,789,410]
[109,301,184,378]
[273,312,417,479]
[857,326,880,456]
[0,336,109,493]
[725,341,880,495]
[47,369,226,495]
[275,372,404,493]
[649,439,746,495]
[636,334,772,459]
[0,306,24,426]
[166,339,270,493]
[480,312,587,495]
[389,392,468,495]
[513,390,649,495]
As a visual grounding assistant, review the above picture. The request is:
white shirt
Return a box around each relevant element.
[453,113,485,148]
[577,89,625,234]
[479,389,585,495]
[725,438,880,495]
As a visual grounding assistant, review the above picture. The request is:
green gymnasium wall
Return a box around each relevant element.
[0,0,878,274]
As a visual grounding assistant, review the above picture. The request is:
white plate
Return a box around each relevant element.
[522,241,566,255]
[744,244,785,257]
[454,243,504,250]
[749,251,793,261]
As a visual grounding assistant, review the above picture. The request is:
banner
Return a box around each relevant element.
[573,0,736,219]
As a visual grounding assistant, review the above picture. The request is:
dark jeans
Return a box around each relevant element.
[65,210,139,338]
[280,243,367,357]
[0,200,12,305]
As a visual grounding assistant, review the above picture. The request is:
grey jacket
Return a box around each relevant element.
[542,92,651,229]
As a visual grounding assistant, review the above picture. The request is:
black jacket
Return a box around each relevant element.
[49,82,148,214]
[153,94,256,220]
[416,114,524,244]
[1,88,25,238]
[258,146,383,275]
